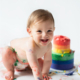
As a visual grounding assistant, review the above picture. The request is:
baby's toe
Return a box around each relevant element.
[5,76,10,80]
[5,76,13,80]
[4,71,14,80]
[11,76,14,80]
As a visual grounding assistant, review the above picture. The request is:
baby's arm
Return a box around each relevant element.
[42,43,52,76]
[26,49,43,80]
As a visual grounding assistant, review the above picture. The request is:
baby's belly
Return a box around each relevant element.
[17,55,28,64]
[15,50,28,64]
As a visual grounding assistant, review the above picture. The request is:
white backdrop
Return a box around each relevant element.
[0,0,80,59]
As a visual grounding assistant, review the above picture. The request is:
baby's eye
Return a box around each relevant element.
[37,30,42,32]
[47,30,52,32]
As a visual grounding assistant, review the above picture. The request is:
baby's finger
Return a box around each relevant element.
[44,78,46,80]
[43,76,47,80]
[45,76,49,80]
[43,77,47,80]
[45,77,48,80]
[47,76,50,80]
[43,75,50,80]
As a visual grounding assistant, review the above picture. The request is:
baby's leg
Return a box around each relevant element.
[1,46,17,80]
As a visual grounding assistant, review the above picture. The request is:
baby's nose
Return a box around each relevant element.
[42,32,48,38]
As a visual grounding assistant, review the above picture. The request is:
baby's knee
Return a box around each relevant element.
[2,46,10,54]
[1,46,17,65]
[2,46,16,56]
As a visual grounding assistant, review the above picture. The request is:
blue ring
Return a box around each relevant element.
[52,59,74,64]
[51,63,73,70]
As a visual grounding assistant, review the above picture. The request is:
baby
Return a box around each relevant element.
[1,9,55,80]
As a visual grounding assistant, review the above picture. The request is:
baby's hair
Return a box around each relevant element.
[27,9,54,28]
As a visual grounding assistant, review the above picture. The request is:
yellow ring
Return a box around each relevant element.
[53,48,70,53]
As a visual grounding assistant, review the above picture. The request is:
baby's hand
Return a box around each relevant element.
[42,74,52,80]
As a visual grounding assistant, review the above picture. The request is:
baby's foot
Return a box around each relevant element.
[4,70,14,80]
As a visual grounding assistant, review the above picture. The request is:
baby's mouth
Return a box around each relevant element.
[41,39,48,42]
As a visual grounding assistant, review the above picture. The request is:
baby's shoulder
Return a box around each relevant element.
[24,38,36,54]
[25,37,35,49]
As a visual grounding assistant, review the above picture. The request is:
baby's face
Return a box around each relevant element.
[29,20,55,46]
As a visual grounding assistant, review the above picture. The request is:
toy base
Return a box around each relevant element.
[49,65,77,75]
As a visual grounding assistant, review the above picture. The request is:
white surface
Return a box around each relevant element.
[0,70,80,80]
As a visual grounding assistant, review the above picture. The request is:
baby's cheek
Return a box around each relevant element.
[36,35,41,39]
[49,33,53,39]
[49,33,53,36]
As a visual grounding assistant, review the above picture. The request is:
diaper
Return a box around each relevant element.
[9,47,29,70]
[0,46,29,71]
[14,59,29,70]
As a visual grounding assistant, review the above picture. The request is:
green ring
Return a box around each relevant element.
[52,50,74,61]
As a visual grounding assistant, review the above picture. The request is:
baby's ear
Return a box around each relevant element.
[27,28,31,34]
[27,28,32,36]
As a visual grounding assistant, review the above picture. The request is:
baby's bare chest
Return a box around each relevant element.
[16,48,47,60]
[35,48,47,58]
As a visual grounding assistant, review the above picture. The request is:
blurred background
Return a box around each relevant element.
[0,0,80,62]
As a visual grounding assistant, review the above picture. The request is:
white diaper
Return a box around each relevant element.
[0,47,29,72]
